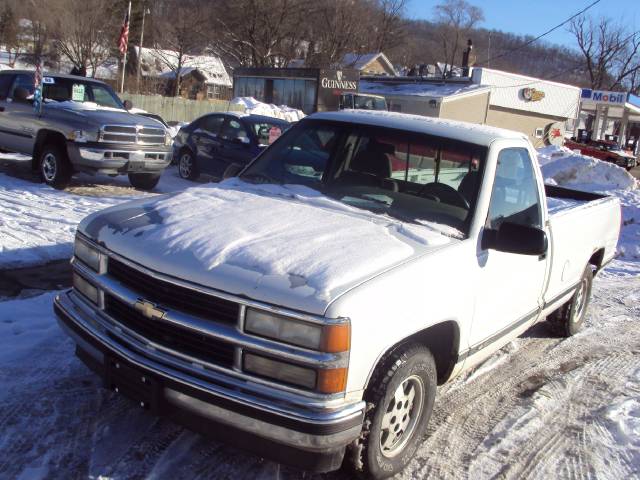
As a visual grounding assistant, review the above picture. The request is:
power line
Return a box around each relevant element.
[477,0,602,66]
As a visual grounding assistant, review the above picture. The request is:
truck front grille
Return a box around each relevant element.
[105,294,235,368]
[108,258,239,326]
[100,125,165,145]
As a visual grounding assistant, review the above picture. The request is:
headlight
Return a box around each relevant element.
[73,272,99,304]
[69,130,92,143]
[165,132,172,146]
[74,236,103,272]
[244,308,350,352]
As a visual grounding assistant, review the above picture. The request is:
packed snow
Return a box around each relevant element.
[230,97,305,122]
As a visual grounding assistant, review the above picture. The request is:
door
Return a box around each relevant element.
[0,73,16,147]
[1,73,38,153]
[216,117,253,176]
[192,114,224,175]
[469,147,548,351]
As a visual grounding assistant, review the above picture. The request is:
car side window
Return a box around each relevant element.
[202,115,224,136]
[486,148,541,229]
[9,74,35,99]
[220,118,249,142]
[0,74,14,100]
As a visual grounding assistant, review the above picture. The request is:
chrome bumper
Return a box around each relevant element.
[67,142,172,174]
[54,290,364,453]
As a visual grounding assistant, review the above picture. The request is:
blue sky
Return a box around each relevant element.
[406,0,640,49]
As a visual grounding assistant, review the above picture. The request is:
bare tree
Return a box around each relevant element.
[433,0,483,76]
[569,15,640,91]
[371,0,407,53]
[209,0,308,67]
[151,0,210,96]
[53,0,114,76]
[22,0,54,67]
[0,1,19,66]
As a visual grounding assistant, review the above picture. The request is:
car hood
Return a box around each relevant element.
[78,180,456,315]
[45,102,166,130]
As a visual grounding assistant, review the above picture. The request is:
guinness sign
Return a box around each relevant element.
[317,68,359,111]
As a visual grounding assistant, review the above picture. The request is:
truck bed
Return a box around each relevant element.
[545,184,609,217]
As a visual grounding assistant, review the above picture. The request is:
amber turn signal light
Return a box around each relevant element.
[321,323,351,353]
[317,368,348,394]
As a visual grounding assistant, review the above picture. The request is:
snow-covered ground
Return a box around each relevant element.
[0,145,639,479]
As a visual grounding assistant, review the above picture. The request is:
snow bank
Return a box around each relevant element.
[537,144,637,191]
[230,97,305,122]
[536,146,640,271]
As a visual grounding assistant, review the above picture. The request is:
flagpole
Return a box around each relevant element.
[120,1,132,94]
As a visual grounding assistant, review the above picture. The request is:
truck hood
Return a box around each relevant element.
[45,102,165,130]
[79,180,455,315]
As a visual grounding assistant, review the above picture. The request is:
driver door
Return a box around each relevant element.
[469,147,548,359]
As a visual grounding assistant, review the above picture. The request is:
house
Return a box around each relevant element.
[130,47,232,99]
[339,52,397,76]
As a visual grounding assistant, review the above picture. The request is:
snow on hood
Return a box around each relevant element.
[46,100,125,113]
[79,179,453,314]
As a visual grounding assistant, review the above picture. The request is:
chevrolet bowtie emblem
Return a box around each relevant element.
[134,299,166,321]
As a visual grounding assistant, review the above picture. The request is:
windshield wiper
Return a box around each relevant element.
[241,172,280,184]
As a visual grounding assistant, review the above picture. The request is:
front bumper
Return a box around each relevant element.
[54,290,364,472]
[67,141,172,175]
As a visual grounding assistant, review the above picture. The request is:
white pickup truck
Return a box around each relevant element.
[55,111,621,479]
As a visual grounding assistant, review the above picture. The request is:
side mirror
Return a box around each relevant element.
[123,99,133,110]
[223,162,244,179]
[483,221,548,256]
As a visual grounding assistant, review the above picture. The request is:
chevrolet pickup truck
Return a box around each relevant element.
[0,70,172,189]
[54,111,621,479]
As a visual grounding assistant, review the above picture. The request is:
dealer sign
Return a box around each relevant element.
[581,89,627,105]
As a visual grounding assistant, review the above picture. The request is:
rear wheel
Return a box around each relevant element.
[347,344,436,479]
[128,172,161,190]
[548,266,593,337]
[39,144,72,189]
[178,149,199,180]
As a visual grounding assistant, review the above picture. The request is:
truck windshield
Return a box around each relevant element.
[43,78,124,109]
[241,119,486,235]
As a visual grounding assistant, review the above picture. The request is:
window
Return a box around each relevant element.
[10,74,35,98]
[245,123,340,186]
[248,120,287,145]
[0,74,14,99]
[201,115,224,135]
[220,118,249,142]
[486,148,541,230]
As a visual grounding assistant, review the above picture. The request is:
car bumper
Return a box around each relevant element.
[67,142,172,175]
[53,291,364,473]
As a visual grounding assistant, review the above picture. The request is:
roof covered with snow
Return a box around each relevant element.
[309,110,526,145]
[360,79,490,100]
[340,52,396,75]
[135,46,231,87]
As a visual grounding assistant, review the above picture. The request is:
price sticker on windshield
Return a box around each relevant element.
[72,84,85,102]
[43,77,55,84]
[268,126,282,145]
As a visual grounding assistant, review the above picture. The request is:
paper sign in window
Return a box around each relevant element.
[72,84,85,102]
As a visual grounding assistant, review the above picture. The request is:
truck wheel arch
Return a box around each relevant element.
[364,320,461,390]
[32,130,68,171]
[588,248,605,272]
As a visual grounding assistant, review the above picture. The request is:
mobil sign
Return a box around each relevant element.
[581,89,627,105]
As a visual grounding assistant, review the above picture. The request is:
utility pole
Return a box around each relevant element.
[487,31,491,68]
[136,3,150,94]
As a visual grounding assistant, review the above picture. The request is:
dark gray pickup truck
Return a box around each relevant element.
[0,70,172,189]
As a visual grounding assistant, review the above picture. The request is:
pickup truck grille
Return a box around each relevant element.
[105,294,235,368]
[100,125,166,145]
[108,258,239,326]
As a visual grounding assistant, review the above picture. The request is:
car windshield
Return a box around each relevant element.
[42,77,124,109]
[248,119,289,146]
[240,119,487,235]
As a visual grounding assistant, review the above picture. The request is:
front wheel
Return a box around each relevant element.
[347,344,436,479]
[128,172,161,190]
[40,144,72,189]
[547,266,593,337]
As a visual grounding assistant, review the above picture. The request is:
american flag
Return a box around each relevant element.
[118,8,130,56]
[33,61,43,113]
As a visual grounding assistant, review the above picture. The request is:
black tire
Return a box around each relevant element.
[128,172,161,190]
[547,266,593,337]
[347,344,437,479]
[39,143,72,189]
[178,149,199,180]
